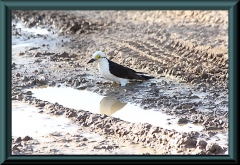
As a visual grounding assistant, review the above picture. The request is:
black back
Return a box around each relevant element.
[108,59,153,80]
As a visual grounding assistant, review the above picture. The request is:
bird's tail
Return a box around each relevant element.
[138,74,155,80]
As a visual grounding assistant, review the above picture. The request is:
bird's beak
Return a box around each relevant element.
[87,58,95,64]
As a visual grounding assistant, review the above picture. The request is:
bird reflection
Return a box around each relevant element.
[99,96,127,116]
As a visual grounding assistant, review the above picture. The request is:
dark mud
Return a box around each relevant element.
[12,10,228,155]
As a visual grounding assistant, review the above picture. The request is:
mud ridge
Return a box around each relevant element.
[19,96,227,155]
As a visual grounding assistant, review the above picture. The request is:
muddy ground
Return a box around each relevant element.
[11,10,228,155]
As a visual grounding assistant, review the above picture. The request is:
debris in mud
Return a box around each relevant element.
[22,76,29,82]
[37,76,47,85]
[206,142,224,155]
[16,73,20,77]
[18,52,24,56]
[34,52,42,57]
[14,137,22,143]
[82,137,88,141]
[77,85,87,90]
[29,47,40,51]
[22,135,32,141]
[12,145,21,152]
[65,109,77,118]
[177,118,189,124]
[196,139,207,150]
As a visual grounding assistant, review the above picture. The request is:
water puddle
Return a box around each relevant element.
[14,21,50,35]
[12,100,78,137]
[29,86,204,132]
[31,86,104,113]
[12,20,63,54]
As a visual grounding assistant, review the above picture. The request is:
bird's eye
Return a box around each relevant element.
[96,55,101,59]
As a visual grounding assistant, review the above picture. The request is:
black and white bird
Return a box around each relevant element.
[87,51,154,86]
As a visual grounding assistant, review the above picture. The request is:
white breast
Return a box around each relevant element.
[97,59,129,86]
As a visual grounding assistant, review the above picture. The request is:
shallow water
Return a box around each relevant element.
[12,21,65,54]
[29,86,204,132]
[12,100,79,137]
[14,21,50,35]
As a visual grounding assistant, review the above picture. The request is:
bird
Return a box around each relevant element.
[87,51,154,86]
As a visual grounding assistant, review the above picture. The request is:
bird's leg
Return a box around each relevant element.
[120,81,128,87]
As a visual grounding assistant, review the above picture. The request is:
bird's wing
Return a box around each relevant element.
[125,68,149,76]
[108,60,142,79]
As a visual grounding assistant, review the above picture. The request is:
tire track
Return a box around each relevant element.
[100,31,228,90]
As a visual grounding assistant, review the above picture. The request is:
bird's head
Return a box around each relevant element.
[87,51,107,64]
